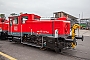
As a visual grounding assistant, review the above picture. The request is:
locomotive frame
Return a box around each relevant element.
[0,13,83,52]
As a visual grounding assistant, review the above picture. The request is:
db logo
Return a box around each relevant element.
[14,26,18,31]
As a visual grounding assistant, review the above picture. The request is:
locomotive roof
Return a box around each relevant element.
[8,13,41,18]
[20,13,41,18]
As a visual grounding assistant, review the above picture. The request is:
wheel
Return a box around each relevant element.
[54,47,61,53]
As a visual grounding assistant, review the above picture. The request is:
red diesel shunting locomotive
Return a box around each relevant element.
[0,18,8,39]
[0,13,83,52]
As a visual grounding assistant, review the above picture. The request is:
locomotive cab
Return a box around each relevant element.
[8,14,41,41]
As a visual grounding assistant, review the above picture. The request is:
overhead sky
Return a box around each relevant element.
[0,0,90,19]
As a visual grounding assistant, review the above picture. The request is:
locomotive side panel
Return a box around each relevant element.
[24,21,53,36]
[54,21,64,35]
[53,20,70,35]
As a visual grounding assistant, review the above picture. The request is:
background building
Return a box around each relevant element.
[53,11,78,27]
[80,18,90,29]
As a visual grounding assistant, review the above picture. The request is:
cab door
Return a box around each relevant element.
[12,17,20,36]
[8,17,13,35]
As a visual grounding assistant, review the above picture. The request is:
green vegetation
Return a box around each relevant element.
[0,14,5,18]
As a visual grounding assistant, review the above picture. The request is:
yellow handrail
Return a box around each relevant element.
[71,24,80,48]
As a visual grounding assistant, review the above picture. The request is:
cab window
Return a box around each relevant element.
[21,16,28,24]
[10,18,13,26]
[34,15,40,20]
[13,17,18,24]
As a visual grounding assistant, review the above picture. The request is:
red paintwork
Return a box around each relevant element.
[56,17,67,21]
[8,14,70,36]
[0,18,8,31]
